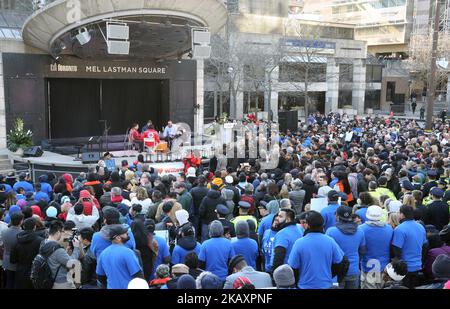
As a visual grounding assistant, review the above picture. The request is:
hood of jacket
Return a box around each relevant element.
[177,235,197,251]
[39,240,62,256]
[17,230,40,245]
[335,221,358,235]
[207,189,221,199]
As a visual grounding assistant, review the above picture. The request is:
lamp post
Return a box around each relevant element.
[426,0,440,130]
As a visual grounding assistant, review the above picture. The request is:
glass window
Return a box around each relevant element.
[365,90,381,110]
[339,64,353,83]
[338,90,353,108]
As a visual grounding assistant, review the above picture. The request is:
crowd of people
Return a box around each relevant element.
[0,112,449,290]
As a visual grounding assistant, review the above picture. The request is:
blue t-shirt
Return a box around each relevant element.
[199,237,235,280]
[96,244,142,289]
[2,183,12,193]
[150,235,171,281]
[13,181,34,193]
[326,226,366,276]
[34,191,50,203]
[171,243,201,265]
[358,223,393,273]
[40,182,53,198]
[272,224,303,266]
[258,214,275,238]
[288,232,344,289]
[355,208,368,223]
[262,229,277,272]
[231,237,259,269]
[321,203,340,231]
[91,227,136,259]
[392,220,427,272]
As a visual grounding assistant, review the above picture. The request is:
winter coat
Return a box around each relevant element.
[199,190,226,225]
[10,231,44,289]
[190,185,209,216]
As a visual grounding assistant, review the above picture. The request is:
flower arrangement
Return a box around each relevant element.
[7,118,33,152]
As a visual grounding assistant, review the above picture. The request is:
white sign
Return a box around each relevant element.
[311,198,328,213]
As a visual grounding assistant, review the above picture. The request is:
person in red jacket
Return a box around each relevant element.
[143,124,160,151]
[129,123,144,152]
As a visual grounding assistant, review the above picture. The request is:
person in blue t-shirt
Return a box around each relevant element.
[91,207,136,259]
[198,220,235,281]
[257,201,277,241]
[96,224,143,289]
[34,183,50,203]
[13,172,34,193]
[288,211,345,289]
[326,206,366,289]
[171,224,201,265]
[231,221,259,269]
[391,205,428,289]
[38,174,53,200]
[321,190,341,231]
[262,214,279,272]
[358,205,393,289]
[272,208,303,271]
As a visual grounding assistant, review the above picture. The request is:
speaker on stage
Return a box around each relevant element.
[81,152,100,164]
[23,146,43,157]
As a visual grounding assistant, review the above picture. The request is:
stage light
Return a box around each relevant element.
[107,23,129,40]
[76,27,91,45]
[191,29,211,59]
[105,22,130,55]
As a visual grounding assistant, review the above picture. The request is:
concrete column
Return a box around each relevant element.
[352,59,366,115]
[326,58,339,113]
[235,67,244,120]
[270,66,279,122]
[447,72,450,110]
[0,53,6,149]
[194,59,204,145]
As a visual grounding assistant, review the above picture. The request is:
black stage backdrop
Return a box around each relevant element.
[49,79,101,139]
[49,78,165,138]
[102,79,164,135]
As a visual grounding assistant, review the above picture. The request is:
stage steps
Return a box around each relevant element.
[0,154,15,176]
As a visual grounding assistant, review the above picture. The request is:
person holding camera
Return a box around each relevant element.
[39,221,80,289]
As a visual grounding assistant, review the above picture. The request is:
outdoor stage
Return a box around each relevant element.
[8,149,210,180]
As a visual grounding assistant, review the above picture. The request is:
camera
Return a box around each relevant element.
[64,228,79,250]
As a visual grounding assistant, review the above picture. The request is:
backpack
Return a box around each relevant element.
[30,243,63,289]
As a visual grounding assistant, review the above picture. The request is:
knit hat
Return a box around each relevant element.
[127,278,149,289]
[273,264,295,288]
[176,274,196,289]
[208,220,224,238]
[186,167,196,178]
[175,209,190,226]
[236,220,249,239]
[292,178,303,189]
[61,196,71,204]
[388,200,402,213]
[432,254,450,279]
[266,200,280,214]
[172,264,190,275]
[16,199,27,209]
[45,206,57,218]
[156,264,170,279]
[196,272,222,289]
[225,175,234,184]
[233,277,254,289]
[366,206,383,221]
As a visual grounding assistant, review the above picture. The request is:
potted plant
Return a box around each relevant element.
[7,118,33,156]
